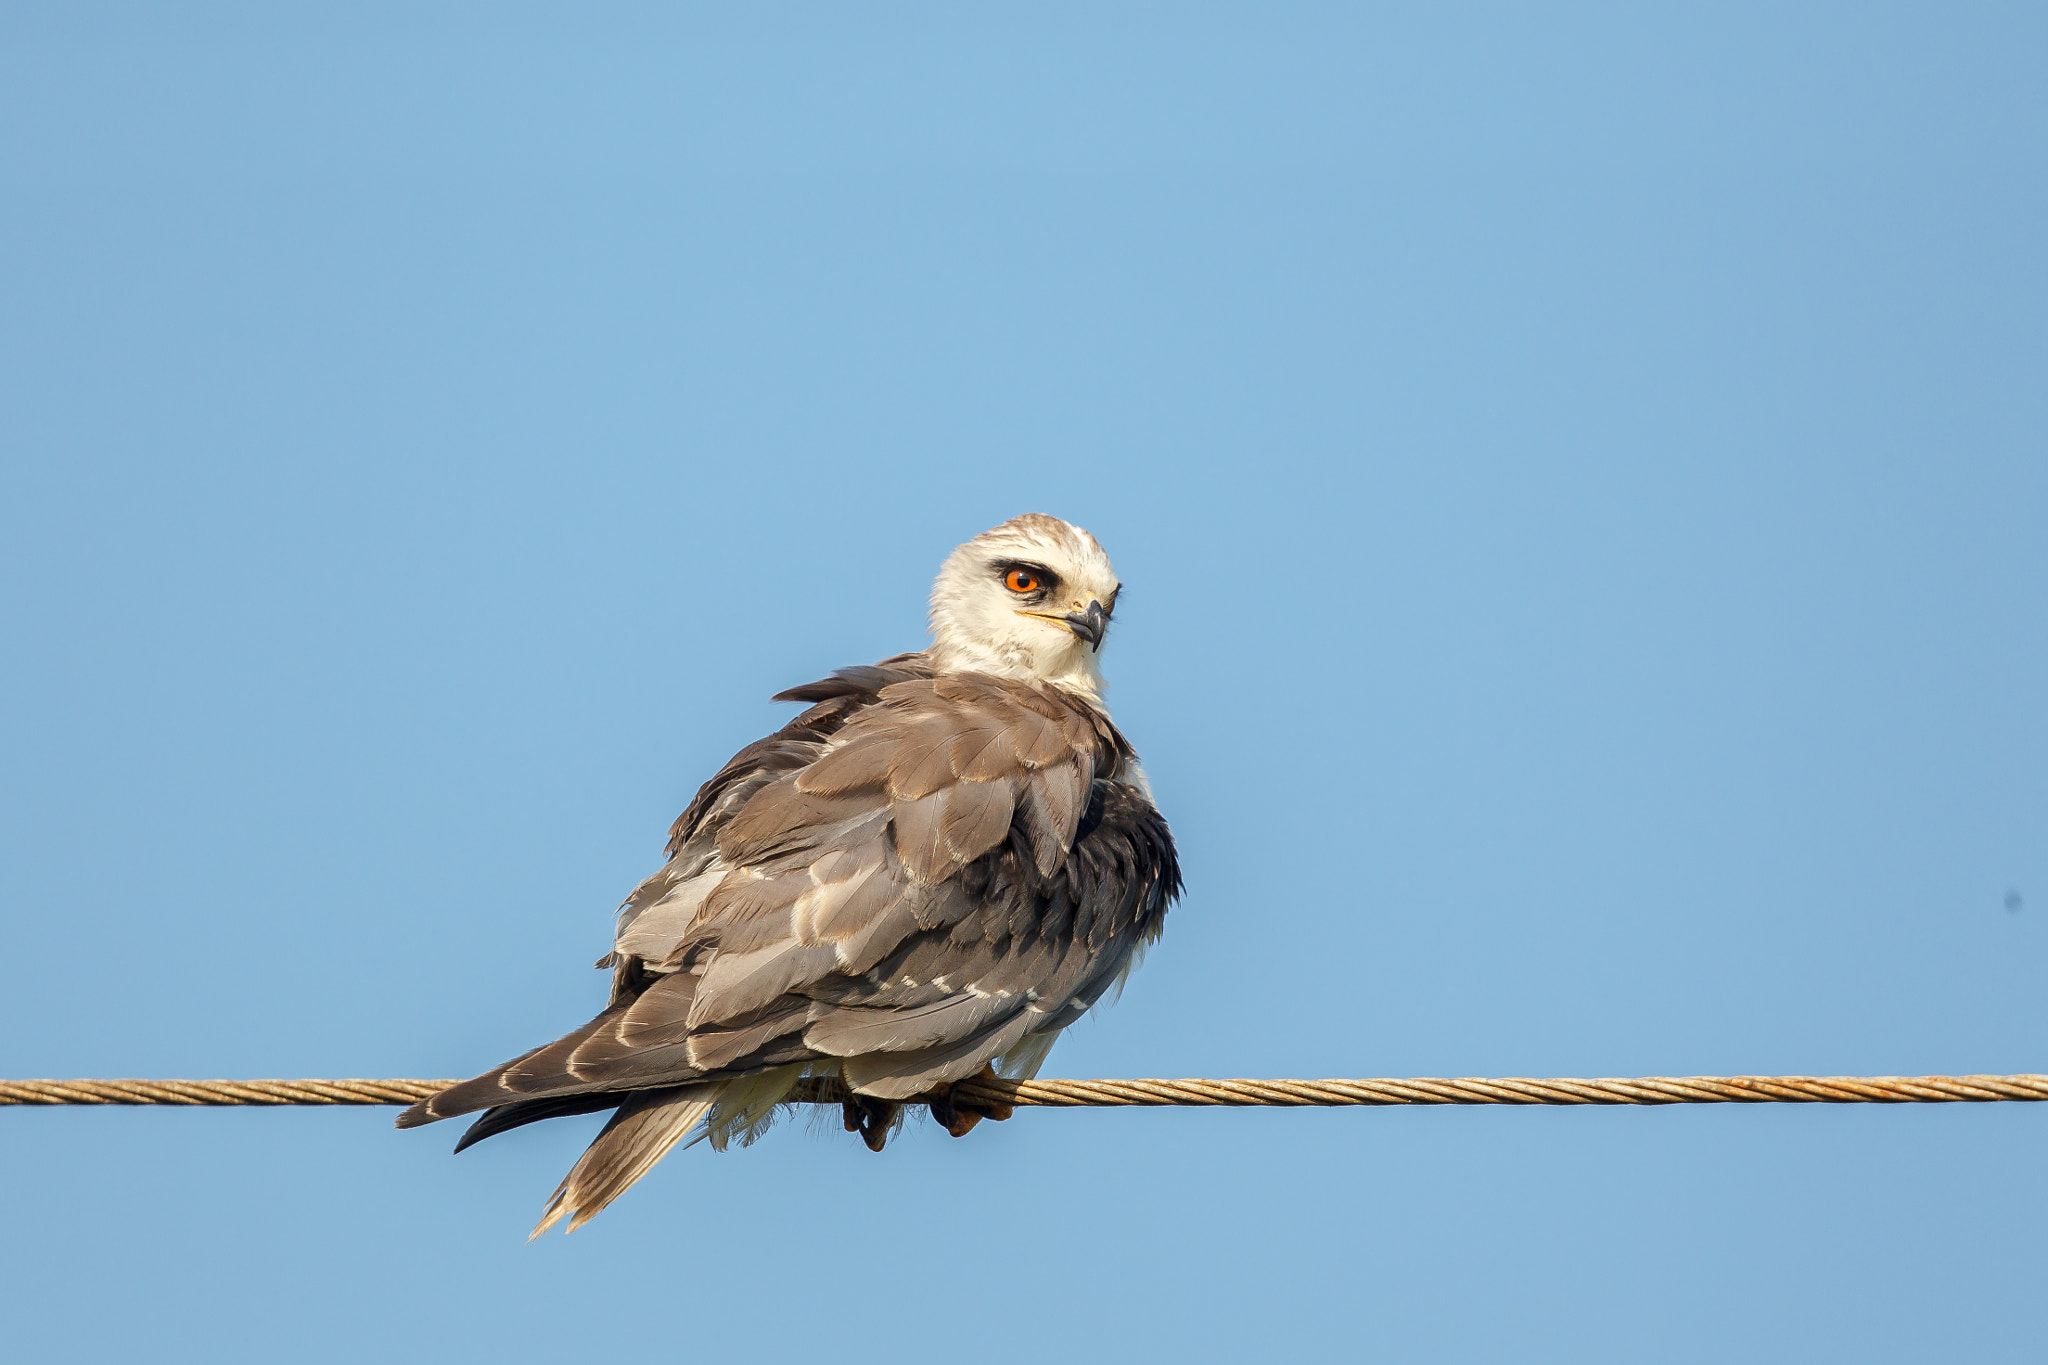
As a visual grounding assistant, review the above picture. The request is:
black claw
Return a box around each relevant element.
[842,1095,896,1152]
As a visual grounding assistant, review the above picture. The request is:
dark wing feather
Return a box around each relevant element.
[452,1093,625,1154]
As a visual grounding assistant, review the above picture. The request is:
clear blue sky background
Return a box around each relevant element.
[4,6,2044,1362]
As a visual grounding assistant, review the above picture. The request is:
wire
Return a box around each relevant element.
[4,1073,2044,1109]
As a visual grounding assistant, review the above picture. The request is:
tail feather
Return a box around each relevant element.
[530,1085,719,1238]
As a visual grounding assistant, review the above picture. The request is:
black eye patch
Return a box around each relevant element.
[993,560,1061,598]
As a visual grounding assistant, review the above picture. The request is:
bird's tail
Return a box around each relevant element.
[530,1085,718,1239]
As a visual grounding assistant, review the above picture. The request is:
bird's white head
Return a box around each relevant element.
[928,513,1123,699]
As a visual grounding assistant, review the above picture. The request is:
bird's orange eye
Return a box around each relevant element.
[1004,569,1040,593]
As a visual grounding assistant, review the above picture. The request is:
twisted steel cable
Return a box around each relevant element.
[3,1074,2046,1108]
[0,1079,454,1106]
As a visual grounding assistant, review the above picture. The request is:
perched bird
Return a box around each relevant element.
[399,513,1182,1235]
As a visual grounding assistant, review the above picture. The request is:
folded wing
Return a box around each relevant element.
[398,655,1178,1160]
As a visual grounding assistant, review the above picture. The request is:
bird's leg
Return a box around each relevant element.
[928,1064,1014,1139]
[841,1095,897,1153]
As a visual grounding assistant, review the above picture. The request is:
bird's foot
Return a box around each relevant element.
[841,1095,897,1153]
[928,1064,1014,1138]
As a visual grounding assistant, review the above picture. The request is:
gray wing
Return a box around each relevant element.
[798,776,1177,1097]
[398,664,1178,1131]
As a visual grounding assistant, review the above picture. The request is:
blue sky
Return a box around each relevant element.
[3,5,2044,1361]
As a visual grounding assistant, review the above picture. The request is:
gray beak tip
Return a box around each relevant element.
[1062,600,1109,652]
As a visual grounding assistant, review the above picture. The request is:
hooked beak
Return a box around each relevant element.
[1061,599,1109,652]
